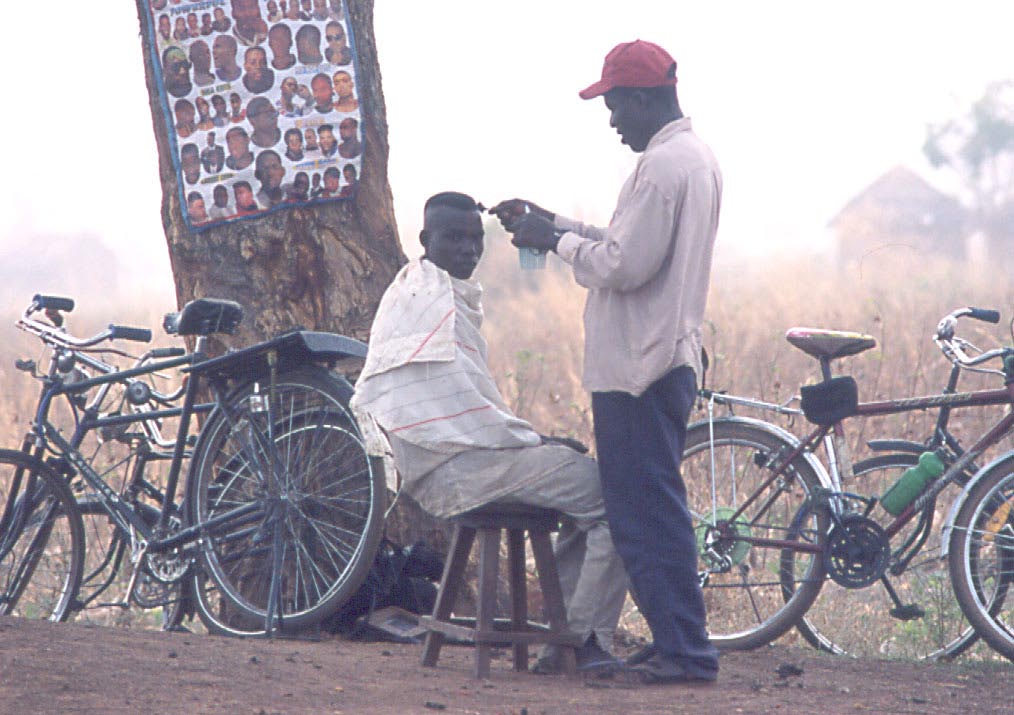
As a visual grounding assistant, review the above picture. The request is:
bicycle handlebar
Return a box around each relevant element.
[16,295,185,404]
[32,294,75,313]
[108,324,152,343]
[934,306,1009,373]
[19,296,152,349]
[150,347,187,359]
[967,307,1001,324]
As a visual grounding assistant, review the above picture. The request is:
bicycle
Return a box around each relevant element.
[0,294,386,637]
[684,340,993,660]
[675,307,1014,659]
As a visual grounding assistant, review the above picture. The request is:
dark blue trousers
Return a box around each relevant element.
[592,365,719,676]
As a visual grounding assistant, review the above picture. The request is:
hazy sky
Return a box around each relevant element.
[0,1,1010,288]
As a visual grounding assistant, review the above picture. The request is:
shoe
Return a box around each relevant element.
[631,653,717,685]
[624,642,657,667]
[575,638,621,675]
[532,638,621,675]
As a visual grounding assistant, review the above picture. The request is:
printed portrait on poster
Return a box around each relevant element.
[144,0,361,230]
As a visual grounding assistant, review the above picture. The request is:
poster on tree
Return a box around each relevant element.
[142,0,363,230]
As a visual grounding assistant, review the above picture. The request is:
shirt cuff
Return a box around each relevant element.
[555,232,583,264]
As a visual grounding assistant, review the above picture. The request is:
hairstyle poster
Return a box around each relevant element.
[143,0,363,230]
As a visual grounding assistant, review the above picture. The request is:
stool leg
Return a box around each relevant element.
[507,528,528,671]
[474,527,500,679]
[530,530,577,676]
[422,525,476,668]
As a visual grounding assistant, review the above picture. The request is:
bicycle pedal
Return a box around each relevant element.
[889,604,925,621]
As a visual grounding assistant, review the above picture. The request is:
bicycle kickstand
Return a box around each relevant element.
[120,541,149,610]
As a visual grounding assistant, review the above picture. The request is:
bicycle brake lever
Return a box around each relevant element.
[44,308,65,327]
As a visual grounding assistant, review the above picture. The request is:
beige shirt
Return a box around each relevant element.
[555,117,721,396]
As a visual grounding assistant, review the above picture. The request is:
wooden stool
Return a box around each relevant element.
[419,503,583,678]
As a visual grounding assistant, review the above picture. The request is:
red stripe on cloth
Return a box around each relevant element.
[406,308,455,362]
[456,341,479,354]
[388,405,493,433]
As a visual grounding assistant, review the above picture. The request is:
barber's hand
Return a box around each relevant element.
[540,434,589,454]
[488,198,554,230]
[510,213,559,253]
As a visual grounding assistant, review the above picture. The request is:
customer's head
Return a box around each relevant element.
[420,191,484,280]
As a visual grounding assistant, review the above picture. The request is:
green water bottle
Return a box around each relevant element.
[880,451,945,516]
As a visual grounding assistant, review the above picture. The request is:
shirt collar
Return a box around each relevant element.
[645,116,693,153]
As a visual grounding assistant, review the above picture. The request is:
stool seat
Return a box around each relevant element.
[419,502,582,678]
[455,503,562,530]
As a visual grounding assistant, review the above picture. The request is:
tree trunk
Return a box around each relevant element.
[134,0,446,558]
[135,0,404,349]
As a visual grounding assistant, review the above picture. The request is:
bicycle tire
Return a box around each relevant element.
[0,449,85,621]
[795,453,987,660]
[948,458,1014,661]
[186,365,385,633]
[184,565,288,637]
[678,418,827,650]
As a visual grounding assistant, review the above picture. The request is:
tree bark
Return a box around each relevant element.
[135,0,404,349]
[135,0,443,561]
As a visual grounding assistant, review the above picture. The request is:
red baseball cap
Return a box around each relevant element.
[578,40,678,100]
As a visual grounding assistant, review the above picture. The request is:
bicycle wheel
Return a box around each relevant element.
[678,418,827,650]
[948,458,1014,661]
[795,453,988,660]
[0,449,85,621]
[186,365,385,633]
[182,567,261,636]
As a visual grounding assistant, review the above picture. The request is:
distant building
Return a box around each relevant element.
[829,166,968,265]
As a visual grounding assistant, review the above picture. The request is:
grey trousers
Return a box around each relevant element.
[413,443,629,650]
[504,447,629,650]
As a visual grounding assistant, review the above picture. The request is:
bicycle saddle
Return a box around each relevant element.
[785,328,877,360]
[163,298,244,336]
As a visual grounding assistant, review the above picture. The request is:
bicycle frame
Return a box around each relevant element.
[26,344,257,557]
[710,379,1014,556]
[865,363,970,458]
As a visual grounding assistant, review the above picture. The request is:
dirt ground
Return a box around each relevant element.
[1,616,1012,715]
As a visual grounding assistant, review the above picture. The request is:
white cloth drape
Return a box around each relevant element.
[351,259,540,459]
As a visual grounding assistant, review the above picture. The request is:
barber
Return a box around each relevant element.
[490,39,722,684]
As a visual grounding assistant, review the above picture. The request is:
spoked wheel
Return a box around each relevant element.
[948,459,1014,661]
[184,566,268,637]
[794,453,991,660]
[0,449,84,622]
[186,366,385,635]
[678,418,828,651]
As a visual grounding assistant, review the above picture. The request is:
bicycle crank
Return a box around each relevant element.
[823,513,890,588]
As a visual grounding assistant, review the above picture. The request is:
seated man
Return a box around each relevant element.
[352,191,628,674]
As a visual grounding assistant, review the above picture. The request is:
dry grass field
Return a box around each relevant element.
[1,229,1013,663]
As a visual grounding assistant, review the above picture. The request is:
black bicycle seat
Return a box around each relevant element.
[163,298,244,337]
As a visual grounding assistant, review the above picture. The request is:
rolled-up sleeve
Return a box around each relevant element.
[554,177,679,292]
